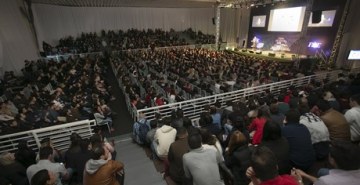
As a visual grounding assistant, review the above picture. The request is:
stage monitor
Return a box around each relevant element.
[268,6,306,32]
[308,10,336,27]
[348,50,360,60]
[252,15,266,27]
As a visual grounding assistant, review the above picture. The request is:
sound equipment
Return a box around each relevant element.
[268,53,275,57]
[256,51,262,54]
[242,49,247,52]
[312,10,322,23]
[249,50,254,53]
[212,17,216,25]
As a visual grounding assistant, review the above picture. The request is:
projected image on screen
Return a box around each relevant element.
[268,6,306,32]
[348,50,360,60]
[308,10,336,27]
[252,15,266,27]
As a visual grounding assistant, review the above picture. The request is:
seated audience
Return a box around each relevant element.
[30,169,56,185]
[299,105,330,160]
[15,140,36,169]
[246,146,300,185]
[83,144,124,185]
[167,127,189,184]
[295,140,360,185]
[317,99,351,141]
[248,109,267,145]
[132,112,150,145]
[152,119,177,159]
[224,131,251,185]
[344,93,360,142]
[27,147,69,185]
[0,152,28,185]
[282,110,315,170]
[260,121,291,175]
[183,132,223,185]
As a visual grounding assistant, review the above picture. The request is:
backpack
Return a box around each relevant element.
[138,120,150,144]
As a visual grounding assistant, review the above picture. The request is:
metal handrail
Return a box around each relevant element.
[0,119,96,153]
[135,70,342,121]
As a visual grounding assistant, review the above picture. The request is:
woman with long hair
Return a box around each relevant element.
[224,131,251,185]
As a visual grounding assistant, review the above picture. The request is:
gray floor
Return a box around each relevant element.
[113,134,166,185]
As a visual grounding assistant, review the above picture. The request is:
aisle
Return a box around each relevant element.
[113,134,166,185]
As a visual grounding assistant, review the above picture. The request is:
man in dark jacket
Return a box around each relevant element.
[167,127,189,184]
[282,110,315,171]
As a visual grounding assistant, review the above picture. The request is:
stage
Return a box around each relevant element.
[229,48,308,63]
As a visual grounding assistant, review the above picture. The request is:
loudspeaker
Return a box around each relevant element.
[249,50,254,53]
[256,51,262,54]
[312,10,322,23]
[242,49,247,52]
[212,17,216,25]
[268,53,275,57]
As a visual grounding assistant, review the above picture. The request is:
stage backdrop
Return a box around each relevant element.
[32,4,216,49]
[247,0,346,56]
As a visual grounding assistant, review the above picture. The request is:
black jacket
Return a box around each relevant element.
[224,145,252,185]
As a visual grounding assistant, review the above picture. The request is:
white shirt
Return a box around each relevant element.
[26,160,67,185]
[315,169,360,185]
[300,113,330,144]
[344,106,360,141]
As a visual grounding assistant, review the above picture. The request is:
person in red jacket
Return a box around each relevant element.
[248,109,267,145]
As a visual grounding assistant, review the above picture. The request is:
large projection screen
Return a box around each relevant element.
[268,6,306,32]
[308,10,337,27]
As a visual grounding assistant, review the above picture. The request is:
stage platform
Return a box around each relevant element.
[229,49,308,63]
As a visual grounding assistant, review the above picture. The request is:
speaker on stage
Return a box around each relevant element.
[312,10,322,23]
[268,53,275,57]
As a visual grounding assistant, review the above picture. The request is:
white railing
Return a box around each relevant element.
[134,70,342,122]
[0,119,96,154]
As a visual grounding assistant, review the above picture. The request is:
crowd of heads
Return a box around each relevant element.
[42,28,217,56]
[113,47,305,109]
[133,70,360,185]
[0,55,114,135]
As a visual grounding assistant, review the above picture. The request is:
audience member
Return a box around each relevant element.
[317,99,351,141]
[167,127,189,184]
[246,146,300,185]
[15,140,36,169]
[344,93,360,143]
[30,169,56,185]
[282,110,315,170]
[83,144,124,185]
[295,140,360,185]
[183,132,223,185]
[0,152,28,185]
[299,105,330,159]
[248,109,267,145]
[152,119,177,160]
[27,147,69,185]
[224,131,251,185]
[260,121,291,175]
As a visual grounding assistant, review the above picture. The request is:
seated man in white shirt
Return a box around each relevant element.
[27,146,69,185]
[344,94,360,143]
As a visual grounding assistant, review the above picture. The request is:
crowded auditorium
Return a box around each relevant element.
[0,0,360,185]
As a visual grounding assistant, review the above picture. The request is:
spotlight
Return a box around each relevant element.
[251,3,255,7]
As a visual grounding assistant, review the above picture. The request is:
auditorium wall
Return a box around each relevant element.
[32,4,216,49]
[0,0,39,75]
